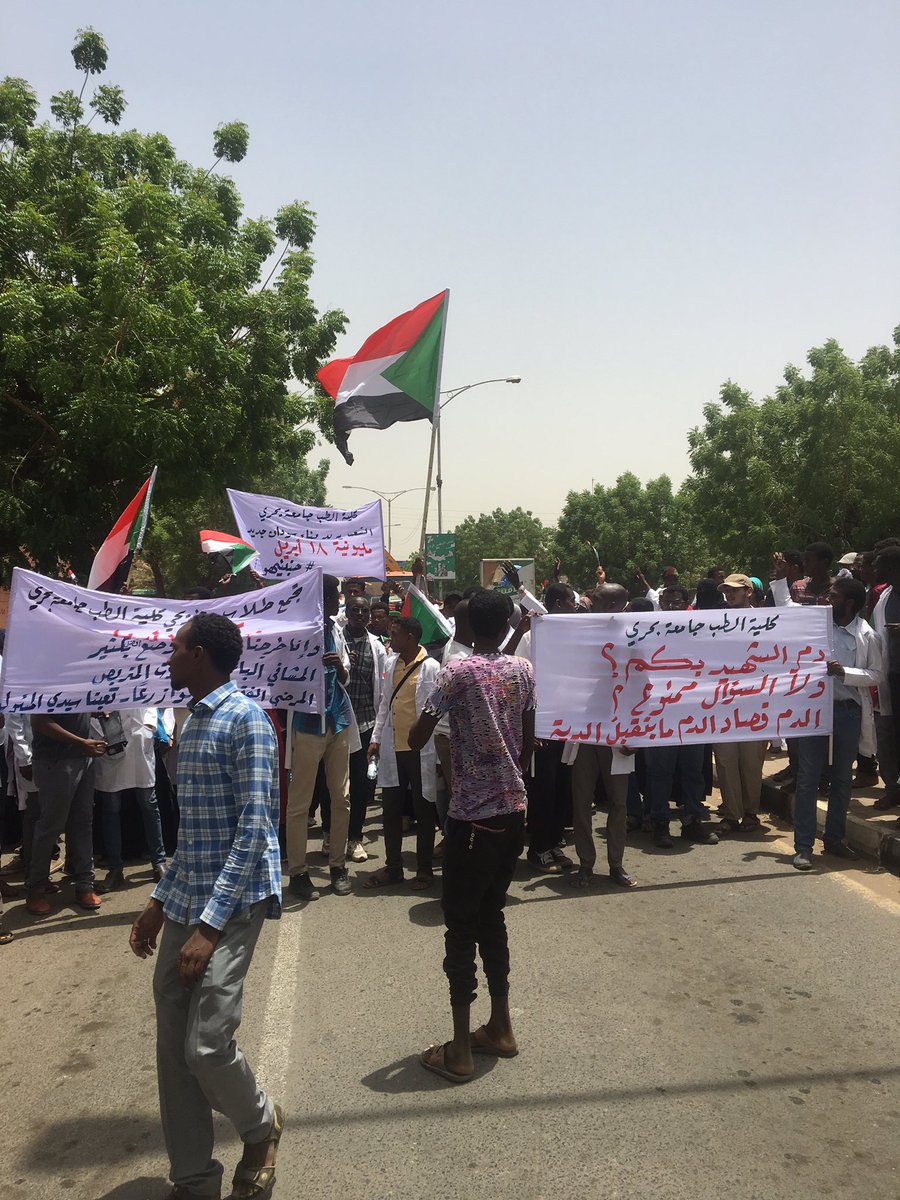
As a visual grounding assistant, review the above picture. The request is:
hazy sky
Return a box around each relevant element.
[5,1,899,556]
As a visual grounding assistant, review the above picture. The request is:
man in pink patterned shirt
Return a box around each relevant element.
[408,588,535,1084]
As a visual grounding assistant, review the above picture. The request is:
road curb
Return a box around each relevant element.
[761,779,900,869]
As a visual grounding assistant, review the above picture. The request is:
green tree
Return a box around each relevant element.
[554,473,710,593]
[452,508,553,590]
[0,29,345,589]
[685,332,900,572]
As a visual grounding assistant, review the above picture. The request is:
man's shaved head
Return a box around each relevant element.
[591,583,628,613]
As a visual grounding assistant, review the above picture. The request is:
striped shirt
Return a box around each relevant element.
[151,681,282,930]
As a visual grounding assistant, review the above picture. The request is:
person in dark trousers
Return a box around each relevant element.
[872,547,900,813]
[25,713,107,916]
[509,582,577,874]
[130,612,284,1200]
[365,615,440,889]
[569,583,637,888]
[408,588,535,1084]
[339,594,387,862]
[771,568,884,867]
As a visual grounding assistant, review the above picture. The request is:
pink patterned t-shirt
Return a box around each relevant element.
[423,652,535,821]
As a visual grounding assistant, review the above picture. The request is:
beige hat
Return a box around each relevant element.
[721,573,753,589]
[837,551,857,566]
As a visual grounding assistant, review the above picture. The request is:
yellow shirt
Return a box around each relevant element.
[391,647,427,751]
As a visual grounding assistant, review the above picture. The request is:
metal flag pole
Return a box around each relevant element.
[418,425,438,560]
[418,290,449,557]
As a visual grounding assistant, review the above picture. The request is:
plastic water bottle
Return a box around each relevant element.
[367,758,378,781]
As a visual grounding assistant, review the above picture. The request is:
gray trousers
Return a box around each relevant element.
[571,745,628,871]
[876,715,900,797]
[153,901,273,1196]
[26,758,95,896]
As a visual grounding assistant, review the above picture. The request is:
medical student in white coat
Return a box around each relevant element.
[365,614,439,890]
[94,708,167,892]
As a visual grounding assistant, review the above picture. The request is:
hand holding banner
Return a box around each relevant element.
[0,569,325,716]
[228,489,386,580]
[532,607,833,746]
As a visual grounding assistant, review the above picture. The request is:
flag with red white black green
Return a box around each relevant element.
[317,290,448,465]
[199,530,258,574]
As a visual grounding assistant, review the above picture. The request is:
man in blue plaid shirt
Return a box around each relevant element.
[130,612,284,1200]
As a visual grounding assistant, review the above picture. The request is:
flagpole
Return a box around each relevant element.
[418,424,438,558]
[134,465,158,554]
[418,290,449,557]
[125,465,158,594]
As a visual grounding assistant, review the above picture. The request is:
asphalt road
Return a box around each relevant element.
[3,805,899,1200]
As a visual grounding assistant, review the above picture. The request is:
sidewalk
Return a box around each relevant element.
[759,749,900,868]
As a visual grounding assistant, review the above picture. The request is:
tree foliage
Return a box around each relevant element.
[0,29,345,591]
[452,508,553,590]
[685,332,900,572]
[553,473,710,593]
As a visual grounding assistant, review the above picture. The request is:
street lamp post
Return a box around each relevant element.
[436,377,521,534]
[342,485,434,555]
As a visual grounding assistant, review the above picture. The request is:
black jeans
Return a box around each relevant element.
[525,742,569,854]
[347,727,374,842]
[382,750,435,877]
[441,811,526,1008]
[324,729,373,841]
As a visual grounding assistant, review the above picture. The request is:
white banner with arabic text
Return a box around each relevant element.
[0,569,325,716]
[228,488,385,580]
[532,608,833,746]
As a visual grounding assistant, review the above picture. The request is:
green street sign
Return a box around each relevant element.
[425,533,456,579]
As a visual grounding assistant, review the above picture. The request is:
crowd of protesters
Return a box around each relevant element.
[2,539,899,935]
[1,537,897,1191]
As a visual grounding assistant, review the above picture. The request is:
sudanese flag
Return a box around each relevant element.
[317,290,448,465]
[87,468,157,593]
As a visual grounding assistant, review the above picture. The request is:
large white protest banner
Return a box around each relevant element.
[228,488,386,581]
[0,569,325,716]
[532,607,833,746]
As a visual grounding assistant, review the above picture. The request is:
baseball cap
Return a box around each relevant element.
[837,551,857,566]
[721,573,753,589]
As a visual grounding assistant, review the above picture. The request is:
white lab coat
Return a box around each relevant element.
[872,587,895,717]
[93,708,157,791]
[4,713,38,806]
[771,578,884,755]
[371,651,440,801]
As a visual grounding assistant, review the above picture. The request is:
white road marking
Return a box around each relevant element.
[258,910,304,1098]
[769,826,900,911]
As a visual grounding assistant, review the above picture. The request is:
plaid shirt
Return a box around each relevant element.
[345,632,376,729]
[152,682,282,930]
[790,576,834,606]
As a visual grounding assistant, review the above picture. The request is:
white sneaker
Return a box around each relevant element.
[347,840,368,863]
[321,833,330,858]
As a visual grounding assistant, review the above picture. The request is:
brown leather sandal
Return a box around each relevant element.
[228,1104,284,1199]
[363,868,404,889]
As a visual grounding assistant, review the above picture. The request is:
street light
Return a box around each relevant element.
[342,485,435,554]
[436,377,521,534]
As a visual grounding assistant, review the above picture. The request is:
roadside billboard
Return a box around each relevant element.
[425,533,456,580]
[481,559,536,596]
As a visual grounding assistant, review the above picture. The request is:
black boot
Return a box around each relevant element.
[652,821,674,849]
